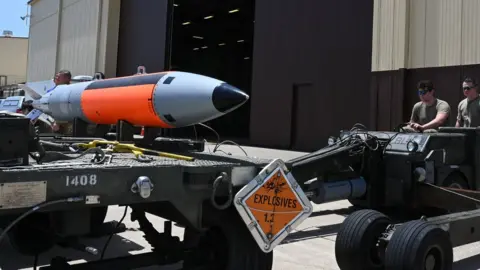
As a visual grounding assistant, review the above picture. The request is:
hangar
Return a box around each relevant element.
[26,0,480,151]
[26,0,374,151]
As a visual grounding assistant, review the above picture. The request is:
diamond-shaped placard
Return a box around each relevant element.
[234,159,313,253]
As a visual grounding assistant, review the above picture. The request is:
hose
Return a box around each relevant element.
[0,197,84,245]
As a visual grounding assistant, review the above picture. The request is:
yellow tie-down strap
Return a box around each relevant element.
[74,140,194,162]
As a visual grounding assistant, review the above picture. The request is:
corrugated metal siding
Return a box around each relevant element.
[407,0,426,69]
[29,0,59,25]
[371,0,409,71]
[57,0,100,76]
[392,0,409,70]
[423,0,440,68]
[97,0,121,78]
[374,0,394,71]
[26,0,59,81]
[461,0,480,65]
[374,0,480,70]
[27,0,120,81]
[438,0,462,66]
[0,38,29,84]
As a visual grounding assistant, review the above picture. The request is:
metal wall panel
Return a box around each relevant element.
[392,0,409,71]
[57,0,100,76]
[461,0,480,65]
[375,0,480,70]
[250,0,374,150]
[29,0,59,25]
[372,0,409,71]
[26,0,59,81]
[0,38,29,84]
[422,0,441,68]
[116,0,169,76]
[407,0,426,69]
[96,0,121,78]
[438,0,462,67]
[27,0,120,81]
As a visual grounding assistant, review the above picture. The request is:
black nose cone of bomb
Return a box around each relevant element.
[212,83,249,113]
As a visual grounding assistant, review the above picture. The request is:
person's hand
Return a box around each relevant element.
[411,123,422,131]
[52,123,59,132]
[409,123,420,130]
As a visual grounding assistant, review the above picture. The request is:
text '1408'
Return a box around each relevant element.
[66,174,98,187]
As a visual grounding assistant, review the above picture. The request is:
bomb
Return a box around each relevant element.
[19,71,249,128]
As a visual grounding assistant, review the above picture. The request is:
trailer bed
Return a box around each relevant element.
[0,152,273,214]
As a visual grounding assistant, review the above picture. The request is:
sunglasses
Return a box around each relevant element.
[418,89,429,95]
[463,86,475,91]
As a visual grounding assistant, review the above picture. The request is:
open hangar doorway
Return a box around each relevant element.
[168,0,255,140]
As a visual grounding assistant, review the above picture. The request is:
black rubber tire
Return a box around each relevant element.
[183,209,273,270]
[441,172,469,190]
[385,220,453,270]
[335,209,391,270]
[439,172,470,214]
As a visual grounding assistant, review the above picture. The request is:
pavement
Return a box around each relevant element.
[1,143,480,269]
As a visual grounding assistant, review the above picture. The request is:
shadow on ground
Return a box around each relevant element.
[280,206,357,245]
[281,223,341,245]
[280,206,453,246]
[309,207,357,218]
[0,234,144,269]
[453,254,480,270]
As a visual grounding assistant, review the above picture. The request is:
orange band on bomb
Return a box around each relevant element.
[81,84,173,128]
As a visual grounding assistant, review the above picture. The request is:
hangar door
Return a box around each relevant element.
[116,0,173,76]
[249,0,374,151]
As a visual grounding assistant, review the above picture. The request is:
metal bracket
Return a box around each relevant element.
[131,176,154,199]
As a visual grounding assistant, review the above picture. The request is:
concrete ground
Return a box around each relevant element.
[1,143,480,269]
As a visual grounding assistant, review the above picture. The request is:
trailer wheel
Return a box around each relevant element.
[183,210,273,270]
[440,172,470,213]
[385,220,453,270]
[442,172,469,190]
[335,209,391,270]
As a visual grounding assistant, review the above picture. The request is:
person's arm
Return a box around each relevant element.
[455,103,463,127]
[421,102,450,130]
[409,104,419,124]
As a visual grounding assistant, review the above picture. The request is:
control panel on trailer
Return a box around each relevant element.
[289,124,476,211]
[330,127,480,270]
[385,133,430,152]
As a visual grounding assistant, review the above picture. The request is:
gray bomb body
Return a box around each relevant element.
[20,71,249,128]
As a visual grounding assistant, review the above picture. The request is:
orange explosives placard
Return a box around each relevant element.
[244,170,303,239]
[234,159,313,253]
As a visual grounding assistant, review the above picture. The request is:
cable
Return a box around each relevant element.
[193,125,198,141]
[196,123,220,144]
[100,205,128,260]
[0,197,84,245]
[33,254,39,270]
[195,123,249,156]
[213,140,248,156]
[33,147,107,164]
